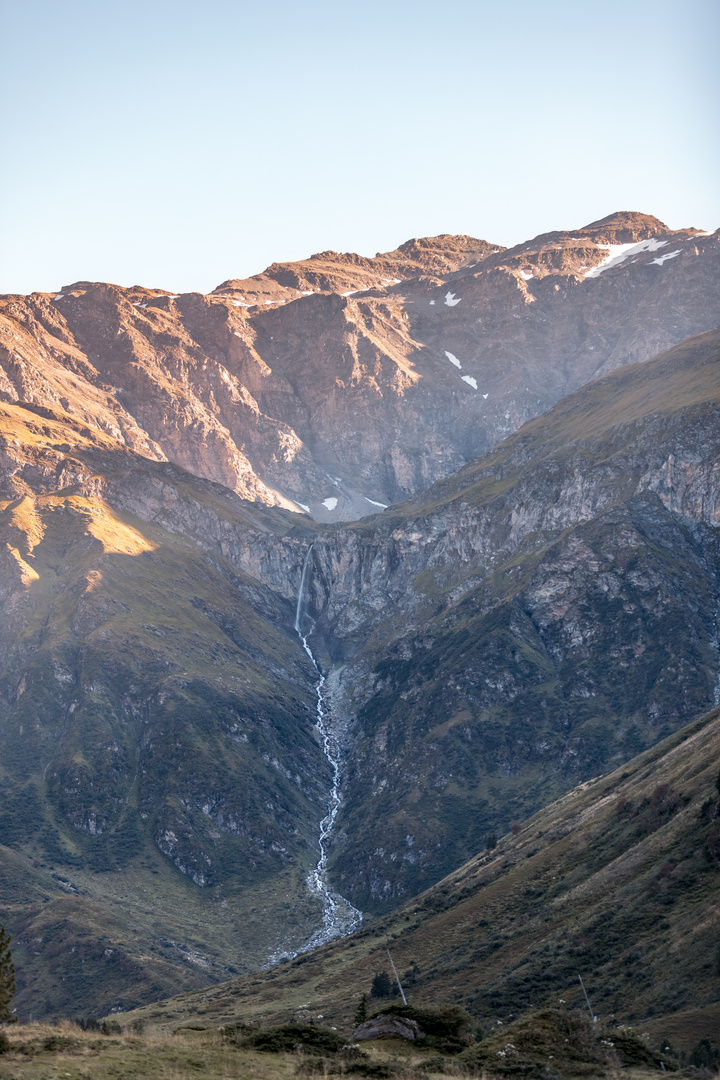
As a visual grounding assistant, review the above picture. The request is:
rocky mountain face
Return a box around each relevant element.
[284,329,720,912]
[1,213,718,521]
[0,213,718,1022]
[122,701,720,1053]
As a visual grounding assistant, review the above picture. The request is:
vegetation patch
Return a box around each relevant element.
[226,1021,348,1055]
[460,1009,676,1078]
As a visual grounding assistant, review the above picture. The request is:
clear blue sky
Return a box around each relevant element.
[1,0,718,295]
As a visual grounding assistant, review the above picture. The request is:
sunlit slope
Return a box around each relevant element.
[2,214,718,519]
[0,405,326,1018]
[118,705,720,1051]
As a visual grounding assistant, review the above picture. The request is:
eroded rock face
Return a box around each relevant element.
[352,1015,424,1042]
[1,212,718,520]
[295,331,720,911]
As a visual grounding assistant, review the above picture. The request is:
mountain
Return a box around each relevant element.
[114,701,720,1057]
[0,413,332,1017]
[1,212,717,521]
[0,213,718,1023]
[304,328,720,914]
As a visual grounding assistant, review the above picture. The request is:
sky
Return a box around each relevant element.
[1,0,718,295]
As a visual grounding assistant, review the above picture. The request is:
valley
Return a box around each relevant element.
[0,212,718,1062]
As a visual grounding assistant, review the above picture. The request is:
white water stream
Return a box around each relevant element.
[293,546,362,950]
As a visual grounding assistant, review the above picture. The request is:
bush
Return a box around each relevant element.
[237,1023,347,1056]
[0,926,15,1024]
[691,1037,719,1069]
[297,1060,399,1078]
[370,971,394,998]
[76,1017,101,1031]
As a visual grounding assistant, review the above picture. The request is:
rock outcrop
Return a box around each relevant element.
[353,1015,424,1042]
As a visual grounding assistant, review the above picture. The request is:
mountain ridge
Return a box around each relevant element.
[2,210,717,521]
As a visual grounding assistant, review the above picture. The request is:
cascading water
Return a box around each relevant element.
[293,545,363,950]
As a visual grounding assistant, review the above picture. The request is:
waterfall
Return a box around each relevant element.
[293,545,362,950]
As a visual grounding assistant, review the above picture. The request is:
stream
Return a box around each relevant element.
[293,546,363,951]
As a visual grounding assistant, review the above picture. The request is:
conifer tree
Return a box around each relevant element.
[0,926,16,1023]
[354,993,368,1026]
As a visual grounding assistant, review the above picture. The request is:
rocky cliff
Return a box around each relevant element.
[280,330,720,912]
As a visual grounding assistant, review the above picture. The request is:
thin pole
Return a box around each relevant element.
[387,949,407,1005]
[578,974,596,1028]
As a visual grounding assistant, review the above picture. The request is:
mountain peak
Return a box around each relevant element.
[578,209,669,243]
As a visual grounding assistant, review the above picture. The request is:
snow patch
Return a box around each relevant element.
[53,293,65,300]
[295,503,311,515]
[584,238,667,278]
[429,300,435,305]
[300,290,315,296]
[483,393,489,399]
[520,269,534,280]
[444,291,461,307]
[461,376,478,390]
[650,249,681,266]
[365,497,388,509]
[322,498,338,511]
[341,290,358,297]
[445,351,462,369]
[231,300,253,307]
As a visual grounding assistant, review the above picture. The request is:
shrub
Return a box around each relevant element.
[238,1023,347,1055]
[370,971,394,998]
[691,1037,719,1069]
[0,926,15,1024]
